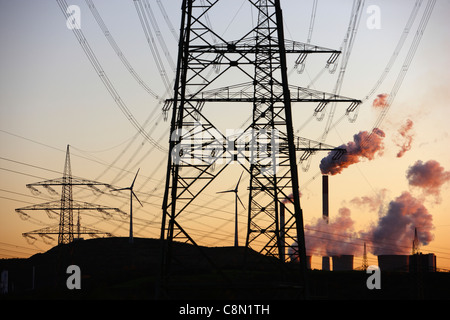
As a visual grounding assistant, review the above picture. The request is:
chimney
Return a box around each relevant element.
[322,175,329,223]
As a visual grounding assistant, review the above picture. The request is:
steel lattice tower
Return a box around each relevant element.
[60,144,74,244]
[159,0,360,296]
[16,145,123,245]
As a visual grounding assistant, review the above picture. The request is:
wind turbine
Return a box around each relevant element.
[112,169,143,244]
[217,171,245,247]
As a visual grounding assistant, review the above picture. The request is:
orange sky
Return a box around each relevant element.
[1,0,450,270]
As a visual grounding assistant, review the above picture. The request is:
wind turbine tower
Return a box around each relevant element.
[112,169,143,244]
[217,172,245,247]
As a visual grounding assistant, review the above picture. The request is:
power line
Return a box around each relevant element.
[56,0,167,152]
[84,0,160,99]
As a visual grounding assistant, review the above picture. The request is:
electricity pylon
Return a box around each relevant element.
[111,169,143,244]
[16,145,124,245]
[362,242,369,270]
[159,0,360,298]
[217,171,245,247]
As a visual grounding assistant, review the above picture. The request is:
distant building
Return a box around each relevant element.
[0,270,8,294]
[322,256,330,271]
[332,255,353,271]
[378,255,409,272]
[377,254,436,272]
[409,253,436,273]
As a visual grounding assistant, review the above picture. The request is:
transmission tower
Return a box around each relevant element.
[362,242,369,270]
[159,0,361,297]
[16,145,124,245]
[412,227,420,255]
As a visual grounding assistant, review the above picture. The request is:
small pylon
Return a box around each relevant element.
[362,242,369,270]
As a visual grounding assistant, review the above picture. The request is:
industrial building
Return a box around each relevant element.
[378,255,410,272]
[409,253,436,272]
[332,255,354,271]
[377,253,436,272]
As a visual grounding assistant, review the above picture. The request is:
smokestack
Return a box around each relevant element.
[322,175,329,223]
[322,256,330,271]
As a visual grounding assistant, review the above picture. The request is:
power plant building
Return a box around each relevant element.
[332,255,353,271]
[377,255,410,272]
[322,256,330,271]
[377,254,436,272]
[409,253,436,272]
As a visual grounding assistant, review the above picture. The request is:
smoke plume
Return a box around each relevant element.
[395,119,414,158]
[319,128,386,175]
[282,191,302,204]
[303,207,361,256]
[365,191,434,255]
[406,159,450,201]
[290,190,434,259]
[349,189,388,213]
[372,93,388,108]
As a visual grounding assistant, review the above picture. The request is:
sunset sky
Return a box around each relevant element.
[1,0,450,270]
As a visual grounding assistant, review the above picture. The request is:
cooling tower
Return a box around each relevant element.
[322,256,330,271]
[332,255,353,271]
[322,175,329,222]
[377,255,409,272]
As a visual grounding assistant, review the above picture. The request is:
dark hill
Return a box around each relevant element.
[0,237,294,299]
[1,237,450,300]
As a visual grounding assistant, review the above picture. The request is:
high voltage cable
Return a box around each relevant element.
[0,130,236,219]
[319,0,364,142]
[299,0,435,190]
[83,0,182,185]
[133,0,173,93]
[56,0,167,153]
[142,0,176,72]
[156,0,179,42]
[370,0,436,133]
[83,0,180,182]
[362,0,423,102]
[84,0,160,99]
[6,1,441,257]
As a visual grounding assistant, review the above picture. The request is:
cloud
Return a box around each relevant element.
[406,159,450,201]
[281,191,302,204]
[301,207,361,256]
[349,189,388,212]
[372,93,388,109]
[394,118,414,158]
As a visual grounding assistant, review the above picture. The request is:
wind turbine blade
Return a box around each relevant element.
[131,168,140,188]
[237,194,245,209]
[132,191,143,207]
[235,171,244,190]
[217,190,234,194]
[111,187,129,192]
